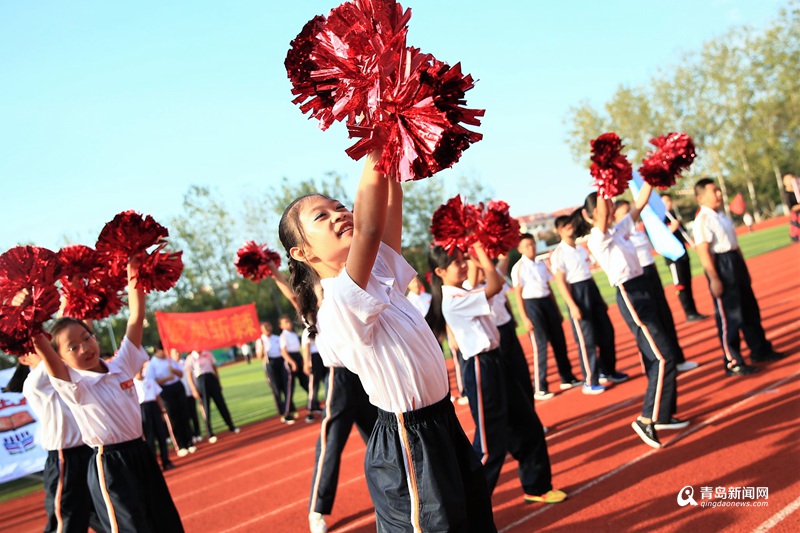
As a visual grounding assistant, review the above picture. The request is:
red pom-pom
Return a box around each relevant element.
[235,242,282,282]
[0,315,34,356]
[589,133,632,199]
[57,244,127,320]
[285,0,483,181]
[430,195,480,253]
[135,245,184,294]
[96,210,169,276]
[0,246,61,303]
[476,200,521,259]
[638,132,696,189]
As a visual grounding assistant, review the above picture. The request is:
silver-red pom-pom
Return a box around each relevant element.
[235,242,282,282]
[430,195,480,253]
[285,0,483,181]
[638,132,696,189]
[58,245,126,320]
[96,211,183,293]
[476,200,521,259]
[589,132,632,199]
[0,246,61,355]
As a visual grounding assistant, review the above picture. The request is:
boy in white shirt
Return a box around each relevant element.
[511,233,580,399]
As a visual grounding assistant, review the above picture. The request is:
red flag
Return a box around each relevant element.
[155,303,260,354]
[729,193,746,216]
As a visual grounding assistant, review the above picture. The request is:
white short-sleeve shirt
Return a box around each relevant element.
[259,333,282,359]
[549,242,593,284]
[463,273,513,327]
[628,227,655,267]
[510,255,553,299]
[441,285,500,359]
[22,362,84,451]
[146,355,181,387]
[134,374,162,404]
[301,327,319,354]
[316,243,449,413]
[587,214,643,287]
[693,205,738,253]
[406,291,432,317]
[50,337,149,446]
[279,330,301,353]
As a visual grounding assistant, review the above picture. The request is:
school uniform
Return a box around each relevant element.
[281,328,310,404]
[511,255,578,393]
[147,355,193,452]
[302,328,325,413]
[464,275,534,402]
[629,227,688,365]
[406,291,432,317]
[694,205,774,368]
[259,333,296,418]
[308,357,377,515]
[23,362,102,533]
[663,211,701,318]
[49,338,183,533]
[177,359,201,440]
[550,241,616,385]
[442,284,553,497]
[316,243,495,533]
[588,215,678,425]
[134,375,171,470]
[186,351,236,437]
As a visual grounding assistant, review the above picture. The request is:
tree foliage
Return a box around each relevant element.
[565,1,800,217]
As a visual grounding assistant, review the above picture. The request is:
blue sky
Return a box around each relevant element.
[0,0,784,251]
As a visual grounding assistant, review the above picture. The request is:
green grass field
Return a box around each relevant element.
[0,224,791,503]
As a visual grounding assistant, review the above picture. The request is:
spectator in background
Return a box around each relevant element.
[660,194,708,323]
[406,274,432,316]
[149,343,195,457]
[241,342,253,364]
[186,350,239,443]
[171,348,203,443]
[784,173,800,244]
[135,361,175,471]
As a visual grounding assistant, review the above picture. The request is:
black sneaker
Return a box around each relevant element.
[559,378,582,390]
[725,364,759,377]
[305,414,315,423]
[162,462,175,472]
[281,415,296,425]
[750,351,785,363]
[654,417,690,431]
[686,313,709,322]
[631,419,662,449]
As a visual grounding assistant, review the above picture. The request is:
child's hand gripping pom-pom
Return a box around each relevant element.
[430,195,480,254]
[589,132,633,199]
[638,132,696,190]
[285,0,483,182]
[0,246,62,355]
[235,242,282,282]
[476,200,521,259]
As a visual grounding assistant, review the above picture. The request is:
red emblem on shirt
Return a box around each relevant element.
[120,379,134,391]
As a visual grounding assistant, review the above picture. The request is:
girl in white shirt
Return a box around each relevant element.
[613,200,693,373]
[27,256,183,532]
[580,184,684,450]
[427,243,565,504]
[278,150,495,532]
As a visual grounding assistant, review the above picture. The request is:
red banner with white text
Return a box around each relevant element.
[155,303,261,354]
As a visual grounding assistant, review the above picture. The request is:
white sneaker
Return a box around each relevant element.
[176,448,189,458]
[309,512,328,533]
[676,361,699,372]
[456,396,470,405]
[534,391,555,400]
[208,436,218,444]
[188,446,197,454]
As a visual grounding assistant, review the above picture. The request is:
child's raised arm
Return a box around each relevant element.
[593,197,611,234]
[347,149,388,289]
[269,262,300,315]
[382,180,403,254]
[126,255,146,348]
[471,243,503,299]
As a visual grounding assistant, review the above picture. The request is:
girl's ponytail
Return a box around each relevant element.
[287,256,319,338]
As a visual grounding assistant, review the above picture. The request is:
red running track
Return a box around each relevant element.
[1,245,798,533]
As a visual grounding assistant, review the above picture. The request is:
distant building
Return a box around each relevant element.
[517,206,581,253]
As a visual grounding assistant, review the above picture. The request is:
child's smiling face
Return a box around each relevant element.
[289,195,354,278]
[56,322,102,372]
